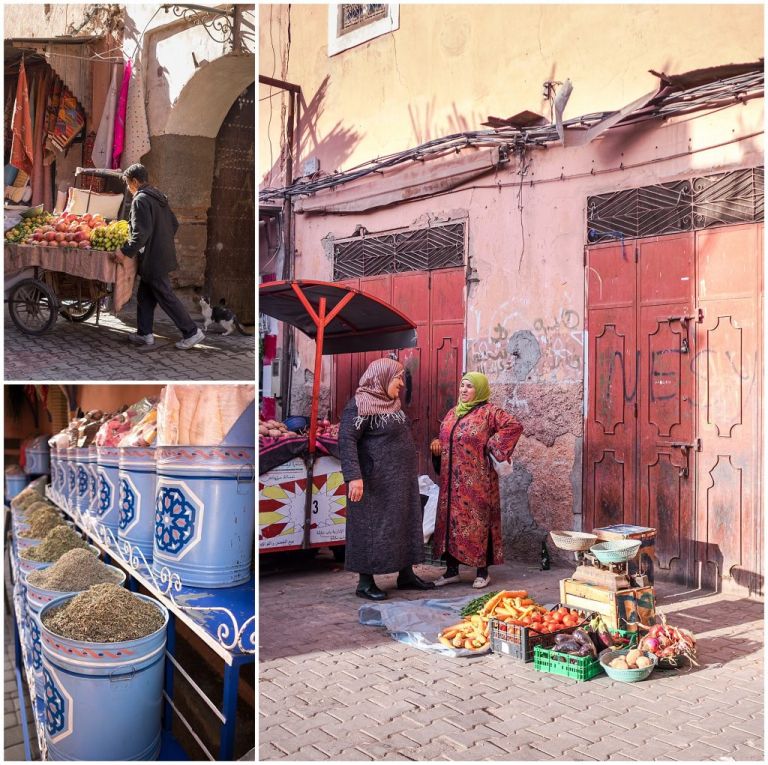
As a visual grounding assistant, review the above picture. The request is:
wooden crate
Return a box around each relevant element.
[593,524,656,583]
[559,579,656,632]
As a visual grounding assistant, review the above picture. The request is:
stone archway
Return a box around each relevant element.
[141,53,254,307]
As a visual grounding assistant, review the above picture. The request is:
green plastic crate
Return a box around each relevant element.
[533,644,603,682]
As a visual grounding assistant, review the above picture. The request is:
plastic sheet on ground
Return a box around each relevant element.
[359,594,491,658]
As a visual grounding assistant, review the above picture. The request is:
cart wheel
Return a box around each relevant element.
[8,278,58,335]
[59,299,97,323]
[331,545,346,563]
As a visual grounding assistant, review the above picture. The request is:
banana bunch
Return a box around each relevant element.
[91,220,130,252]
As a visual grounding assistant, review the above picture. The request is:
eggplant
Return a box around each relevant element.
[575,645,594,657]
[554,639,582,654]
[572,628,597,657]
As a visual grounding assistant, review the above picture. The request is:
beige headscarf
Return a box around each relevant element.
[354,358,406,429]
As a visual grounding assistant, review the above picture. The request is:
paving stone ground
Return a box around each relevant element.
[4,300,255,381]
[260,554,764,761]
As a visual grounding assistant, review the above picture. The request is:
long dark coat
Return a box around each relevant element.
[121,185,179,279]
[339,399,424,574]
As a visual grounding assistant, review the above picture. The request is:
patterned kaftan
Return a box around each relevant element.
[432,403,523,567]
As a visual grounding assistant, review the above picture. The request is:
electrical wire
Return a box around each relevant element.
[129,6,164,63]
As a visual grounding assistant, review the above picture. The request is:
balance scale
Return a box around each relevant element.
[571,550,631,591]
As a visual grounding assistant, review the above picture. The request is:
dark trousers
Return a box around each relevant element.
[136,274,198,338]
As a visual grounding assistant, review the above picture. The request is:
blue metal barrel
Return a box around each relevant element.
[64,448,78,515]
[73,448,92,518]
[96,446,120,535]
[25,437,51,476]
[152,446,255,587]
[6,473,28,502]
[40,592,168,761]
[118,447,157,561]
[26,566,127,702]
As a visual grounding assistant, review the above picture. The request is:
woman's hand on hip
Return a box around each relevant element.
[348,479,364,502]
[430,438,442,456]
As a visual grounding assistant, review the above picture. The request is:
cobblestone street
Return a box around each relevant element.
[4,301,255,381]
[260,555,764,761]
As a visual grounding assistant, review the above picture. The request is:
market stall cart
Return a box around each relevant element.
[258,279,417,552]
[5,167,134,335]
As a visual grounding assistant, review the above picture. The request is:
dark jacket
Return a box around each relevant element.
[121,185,179,279]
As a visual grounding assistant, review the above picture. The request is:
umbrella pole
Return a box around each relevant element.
[303,297,327,550]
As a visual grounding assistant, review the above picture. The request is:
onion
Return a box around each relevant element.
[644,637,660,652]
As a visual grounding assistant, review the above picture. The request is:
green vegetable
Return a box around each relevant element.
[460,591,500,617]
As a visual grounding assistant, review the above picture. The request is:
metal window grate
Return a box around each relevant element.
[333,223,465,280]
[587,167,764,243]
[339,4,388,33]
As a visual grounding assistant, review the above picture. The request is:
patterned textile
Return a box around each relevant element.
[112,59,131,169]
[47,88,85,152]
[123,58,151,165]
[432,403,523,568]
[92,64,118,168]
[354,358,405,427]
[10,58,34,174]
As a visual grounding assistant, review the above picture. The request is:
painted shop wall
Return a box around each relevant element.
[259,3,763,186]
[286,98,763,563]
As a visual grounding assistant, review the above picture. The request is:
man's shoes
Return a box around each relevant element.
[175,328,205,349]
[396,572,436,590]
[355,583,387,600]
[128,333,155,346]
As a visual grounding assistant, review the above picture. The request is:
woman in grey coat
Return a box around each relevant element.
[339,358,435,600]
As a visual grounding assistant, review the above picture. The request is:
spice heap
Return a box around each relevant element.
[18,508,65,539]
[27,549,121,592]
[22,526,90,562]
[20,499,56,516]
[43,584,164,642]
[12,488,44,510]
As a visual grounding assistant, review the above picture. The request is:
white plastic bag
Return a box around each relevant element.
[418,474,440,543]
[490,454,514,477]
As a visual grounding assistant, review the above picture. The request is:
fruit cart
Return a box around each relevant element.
[4,168,134,335]
[258,279,417,553]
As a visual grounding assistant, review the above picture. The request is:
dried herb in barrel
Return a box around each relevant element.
[27,549,121,592]
[19,509,65,538]
[43,583,164,642]
[21,525,90,562]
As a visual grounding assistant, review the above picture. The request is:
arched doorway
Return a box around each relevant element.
[203,82,255,324]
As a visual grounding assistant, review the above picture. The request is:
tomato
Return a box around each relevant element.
[569,610,580,619]
[562,616,574,628]
[557,607,569,618]
[522,616,531,626]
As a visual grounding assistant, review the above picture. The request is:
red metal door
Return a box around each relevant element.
[636,235,696,584]
[586,225,762,594]
[694,224,762,595]
[332,268,465,477]
[585,242,637,529]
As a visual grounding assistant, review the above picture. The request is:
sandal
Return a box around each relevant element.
[472,575,491,589]
[433,574,461,587]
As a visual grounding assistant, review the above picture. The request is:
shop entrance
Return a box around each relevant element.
[584,224,763,594]
[332,268,465,477]
[204,82,255,324]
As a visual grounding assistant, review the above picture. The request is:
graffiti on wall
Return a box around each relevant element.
[469,307,584,383]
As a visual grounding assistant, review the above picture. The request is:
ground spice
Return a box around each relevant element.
[21,526,90,562]
[18,510,65,538]
[13,490,43,510]
[42,583,164,642]
[20,500,56,516]
[26,549,121,592]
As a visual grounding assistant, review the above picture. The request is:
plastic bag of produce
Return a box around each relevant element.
[158,385,255,446]
[118,407,158,447]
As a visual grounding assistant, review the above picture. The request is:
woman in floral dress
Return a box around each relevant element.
[430,372,523,588]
